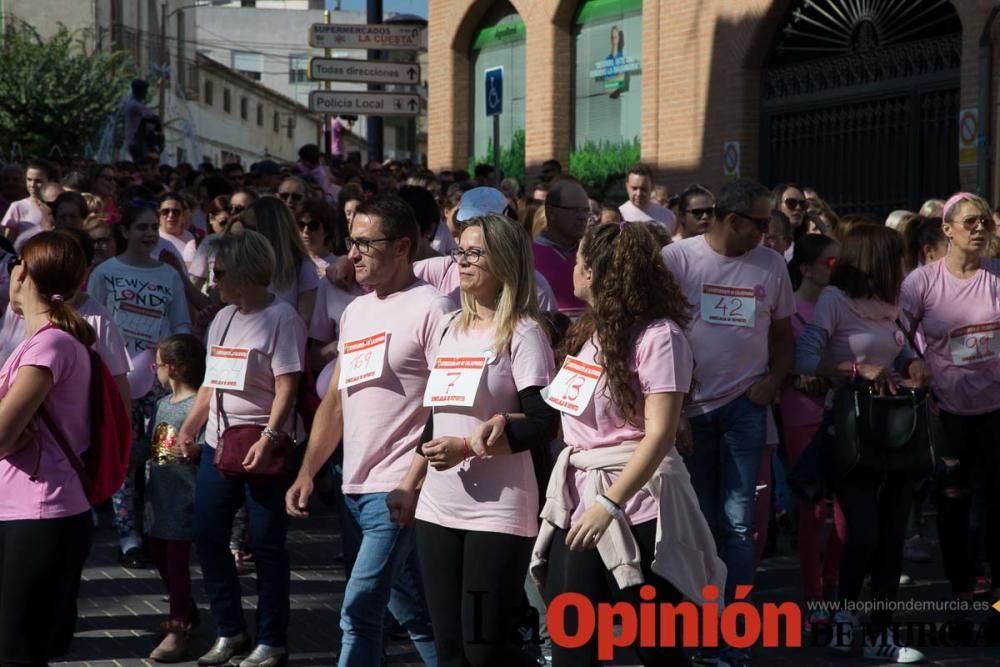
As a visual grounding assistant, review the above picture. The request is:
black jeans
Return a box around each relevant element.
[415,520,534,667]
[834,470,914,629]
[543,520,689,667]
[936,407,1000,594]
[0,512,92,666]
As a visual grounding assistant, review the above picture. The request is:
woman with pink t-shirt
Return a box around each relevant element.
[900,192,1000,622]
[0,232,96,664]
[795,224,931,663]
[532,222,722,666]
[781,233,845,631]
[390,213,559,665]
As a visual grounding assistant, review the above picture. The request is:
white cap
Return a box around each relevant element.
[456,187,508,222]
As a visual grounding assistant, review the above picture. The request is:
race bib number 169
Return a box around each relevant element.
[338,331,388,389]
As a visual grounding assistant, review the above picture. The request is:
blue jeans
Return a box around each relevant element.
[192,452,290,646]
[686,394,767,603]
[338,492,437,667]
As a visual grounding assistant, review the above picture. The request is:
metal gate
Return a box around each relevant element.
[760,1,961,216]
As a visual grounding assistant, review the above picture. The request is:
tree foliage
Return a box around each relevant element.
[470,129,526,188]
[569,137,641,202]
[0,24,133,158]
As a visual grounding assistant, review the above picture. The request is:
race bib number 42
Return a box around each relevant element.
[542,355,602,416]
[700,284,756,328]
[339,331,388,389]
[423,356,487,407]
[948,322,1000,366]
[204,346,250,391]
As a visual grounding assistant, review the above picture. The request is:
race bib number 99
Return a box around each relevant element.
[542,356,602,416]
[948,322,1000,366]
[423,356,487,407]
[700,284,756,328]
[339,331,389,389]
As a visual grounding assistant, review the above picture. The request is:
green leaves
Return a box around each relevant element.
[569,137,640,202]
[0,24,133,158]
[470,129,526,187]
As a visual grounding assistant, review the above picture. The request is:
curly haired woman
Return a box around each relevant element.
[530,221,725,666]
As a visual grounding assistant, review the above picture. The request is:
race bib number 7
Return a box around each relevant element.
[700,284,756,328]
[423,356,487,407]
[948,322,1000,366]
[339,331,389,389]
[542,356,602,416]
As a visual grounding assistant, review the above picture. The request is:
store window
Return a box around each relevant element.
[470,6,525,178]
[572,0,642,149]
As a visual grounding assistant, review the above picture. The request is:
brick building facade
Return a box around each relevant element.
[428,0,1000,213]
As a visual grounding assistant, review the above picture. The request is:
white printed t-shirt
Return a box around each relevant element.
[620,200,676,235]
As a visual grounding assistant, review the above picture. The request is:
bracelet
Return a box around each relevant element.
[462,437,471,459]
[600,493,621,510]
[595,494,622,520]
[494,412,510,428]
[261,426,281,444]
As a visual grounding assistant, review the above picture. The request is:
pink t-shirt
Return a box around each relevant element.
[204,300,307,447]
[780,297,823,430]
[0,327,91,520]
[309,279,365,344]
[900,258,1000,415]
[413,256,558,311]
[416,319,555,537]
[338,281,452,494]
[0,198,43,234]
[532,240,586,317]
[807,287,904,369]
[159,230,197,265]
[619,200,676,235]
[560,319,694,524]
[661,235,795,415]
[271,260,320,312]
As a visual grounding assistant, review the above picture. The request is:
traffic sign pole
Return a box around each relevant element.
[485,67,503,187]
[323,9,332,161]
[367,0,384,164]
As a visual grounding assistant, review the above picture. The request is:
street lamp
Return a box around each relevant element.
[158,0,228,119]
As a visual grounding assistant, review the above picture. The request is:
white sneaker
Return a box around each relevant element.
[863,629,925,663]
[829,610,857,654]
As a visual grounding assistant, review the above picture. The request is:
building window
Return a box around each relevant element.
[273,110,279,133]
[232,50,263,81]
[287,118,294,139]
[204,80,213,106]
[223,88,231,113]
[471,6,526,165]
[240,96,248,120]
[289,54,308,84]
[257,103,263,126]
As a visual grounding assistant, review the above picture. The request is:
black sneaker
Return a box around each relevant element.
[119,546,146,569]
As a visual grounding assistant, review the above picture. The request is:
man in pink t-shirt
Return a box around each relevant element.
[287,195,445,667]
[1,161,48,243]
[537,180,589,317]
[619,163,676,234]
[660,178,794,659]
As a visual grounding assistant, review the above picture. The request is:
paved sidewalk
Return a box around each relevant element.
[55,505,1000,666]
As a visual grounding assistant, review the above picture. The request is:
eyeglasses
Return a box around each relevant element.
[298,220,321,232]
[550,204,592,218]
[448,247,485,264]
[686,207,716,220]
[952,215,995,231]
[783,198,808,211]
[159,208,183,217]
[820,257,837,270]
[724,211,770,231]
[278,192,304,203]
[346,236,397,254]
[227,204,246,215]
[7,255,22,276]
[151,361,169,371]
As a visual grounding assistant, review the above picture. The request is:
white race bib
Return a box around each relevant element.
[115,301,164,344]
[339,331,388,389]
[542,355,602,416]
[423,356,487,407]
[204,346,250,391]
[948,322,1000,366]
[700,284,756,328]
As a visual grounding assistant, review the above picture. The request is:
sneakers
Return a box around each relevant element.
[197,633,251,666]
[238,644,288,667]
[903,535,930,563]
[863,629,925,663]
[829,610,857,654]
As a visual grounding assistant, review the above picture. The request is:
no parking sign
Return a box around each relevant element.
[723,141,741,179]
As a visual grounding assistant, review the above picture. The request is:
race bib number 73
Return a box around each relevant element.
[542,356,602,416]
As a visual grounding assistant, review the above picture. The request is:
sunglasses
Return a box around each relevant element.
[686,207,715,220]
[783,198,808,211]
[159,208,183,217]
[952,215,995,232]
[278,192,304,203]
[297,220,321,232]
[725,211,770,231]
[7,255,22,276]
[227,204,246,215]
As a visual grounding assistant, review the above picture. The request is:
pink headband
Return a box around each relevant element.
[942,192,977,222]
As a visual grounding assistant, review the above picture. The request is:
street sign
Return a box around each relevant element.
[309,91,420,117]
[485,67,503,117]
[309,58,421,85]
[723,140,741,178]
[959,108,978,167]
[308,23,426,50]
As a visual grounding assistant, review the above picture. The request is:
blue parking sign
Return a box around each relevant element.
[485,67,503,117]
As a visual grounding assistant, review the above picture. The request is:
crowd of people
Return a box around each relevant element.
[0,146,997,667]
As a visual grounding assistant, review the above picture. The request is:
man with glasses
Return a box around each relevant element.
[287,195,446,667]
[661,178,795,667]
[619,163,676,234]
[537,179,590,317]
[676,184,716,240]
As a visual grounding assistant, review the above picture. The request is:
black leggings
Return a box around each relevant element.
[834,470,914,629]
[543,520,688,667]
[416,520,534,667]
[936,408,1000,594]
[0,512,92,666]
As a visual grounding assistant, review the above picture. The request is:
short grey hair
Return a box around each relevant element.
[717,178,772,215]
[210,229,275,289]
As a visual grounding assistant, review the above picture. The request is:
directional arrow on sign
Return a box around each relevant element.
[309,91,421,117]
[407,99,418,112]
[407,67,418,82]
[308,58,421,86]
